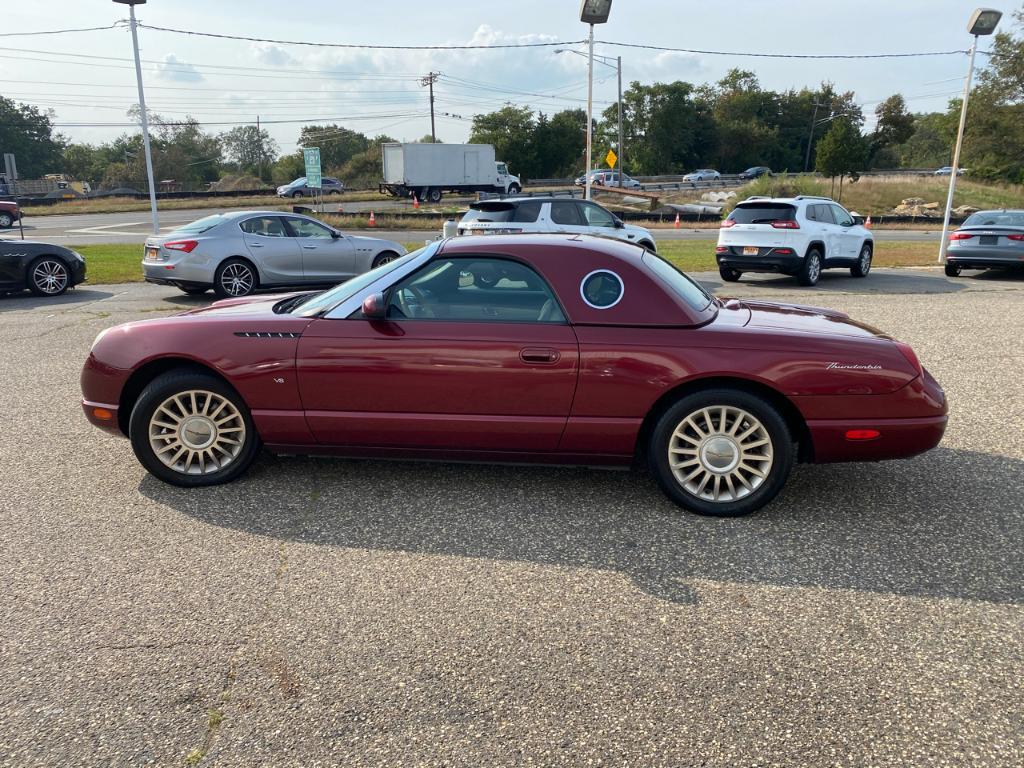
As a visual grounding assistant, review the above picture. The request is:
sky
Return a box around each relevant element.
[3,0,1018,156]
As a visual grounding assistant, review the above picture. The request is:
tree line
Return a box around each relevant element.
[2,5,1022,188]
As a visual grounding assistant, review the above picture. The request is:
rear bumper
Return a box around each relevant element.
[947,248,1024,269]
[807,414,947,463]
[716,250,802,274]
[142,260,213,288]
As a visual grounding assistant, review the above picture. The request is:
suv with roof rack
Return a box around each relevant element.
[457,196,657,252]
[716,195,873,286]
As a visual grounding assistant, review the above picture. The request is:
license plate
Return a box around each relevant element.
[145,247,159,261]
[742,246,759,256]
[980,235,998,245]
[470,229,487,235]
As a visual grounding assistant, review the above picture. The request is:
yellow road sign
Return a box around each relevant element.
[605,149,617,168]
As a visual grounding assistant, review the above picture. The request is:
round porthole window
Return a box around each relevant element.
[580,269,624,309]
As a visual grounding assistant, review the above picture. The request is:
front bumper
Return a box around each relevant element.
[81,399,122,435]
[69,259,87,287]
[716,247,802,274]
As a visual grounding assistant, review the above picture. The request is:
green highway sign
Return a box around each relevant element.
[303,147,322,189]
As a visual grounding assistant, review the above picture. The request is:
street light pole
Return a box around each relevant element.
[585,23,594,201]
[938,39,979,264]
[115,0,159,235]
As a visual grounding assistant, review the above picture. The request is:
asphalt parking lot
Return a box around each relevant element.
[1,269,1022,766]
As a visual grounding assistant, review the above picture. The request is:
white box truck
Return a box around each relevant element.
[379,143,521,203]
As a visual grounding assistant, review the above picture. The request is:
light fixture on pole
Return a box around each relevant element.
[938,7,1002,264]
[113,0,159,235]
[579,0,612,201]
[555,47,624,187]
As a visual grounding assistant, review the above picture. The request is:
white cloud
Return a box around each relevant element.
[156,55,205,83]
[252,43,299,68]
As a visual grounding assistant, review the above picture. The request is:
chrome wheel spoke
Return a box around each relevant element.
[668,404,774,504]
[148,389,246,476]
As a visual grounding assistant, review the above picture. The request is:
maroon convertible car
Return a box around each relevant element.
[81,235,947,516]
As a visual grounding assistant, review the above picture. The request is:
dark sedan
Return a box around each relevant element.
[81,234,946,517]
[945,209,1024,276]
[738,166,772,180]
[1,240,86,297]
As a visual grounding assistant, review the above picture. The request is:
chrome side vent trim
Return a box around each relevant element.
[234,331,302,338]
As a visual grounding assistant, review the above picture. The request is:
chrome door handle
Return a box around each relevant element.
[302,245,317,249]
[249,243,264,248]
[520,347,560,364]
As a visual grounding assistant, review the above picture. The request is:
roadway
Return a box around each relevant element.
[1,206,944,245]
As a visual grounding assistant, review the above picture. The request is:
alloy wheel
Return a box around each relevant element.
[148,390,246,476]
[807,254,821,283]
[859,247,871,275]
[220,263,255,296]
[32,259,69,295]
[668,405,774,503]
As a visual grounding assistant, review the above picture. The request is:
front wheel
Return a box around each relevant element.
[214,259,258,299]
[648,389,794,517]
[28,257,70,296]
[798,248,822,286]
[372,251,400,268]
[507,184,521,195]
[0,212,12,229]
[850,244,872,277]
[129,370,261,487]
[945,262,962,277]
[719,266,741,282]
[291,191,303,199]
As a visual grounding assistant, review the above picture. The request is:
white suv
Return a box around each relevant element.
[458,197,657,251]
[716,196,873,286]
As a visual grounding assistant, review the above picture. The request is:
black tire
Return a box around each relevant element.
[213,258,258,299]
[0,212,12,229]
[797,248,823,286]
[372,251,401,268]
[945,262,962,277]
[507,184,521,195]
[850,243,872,277]
[327,189,342,196]
[179,286,209,296]
[291,191,303,198]
[128,370,261,487]
[27,256,71,297]
[648,388,794,517]
[719,266,742,282]
[426,188,443,204]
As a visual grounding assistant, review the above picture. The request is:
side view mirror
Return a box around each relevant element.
[613,218,625,229]
[851,215,865,226]
[331,229,341,239]
[361,292,387,319]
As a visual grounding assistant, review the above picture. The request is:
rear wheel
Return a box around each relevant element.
[0,212,12,229]
[648,389,794,517]
[426,188,443,204]
[850,243,872,277]
[719,266,742,282]
[944,262,962,277]
[214,259,258,299]
[28,257,70,296]
[291,191,303,198]
[128,370,260,487]
[798,248,822,286]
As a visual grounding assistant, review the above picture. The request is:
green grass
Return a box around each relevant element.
[74,239,942,286]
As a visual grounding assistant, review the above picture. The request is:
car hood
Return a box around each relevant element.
[731,299,892,340]
[177,291,311,317]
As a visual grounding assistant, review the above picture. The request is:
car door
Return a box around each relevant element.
[806,204,839,259]
[829,204,860,260]
[296,256,579,451]
[283,216,356,283]
[238,215,303,285]
[545,199,586,235]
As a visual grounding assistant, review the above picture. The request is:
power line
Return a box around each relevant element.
[136,23,582,50]
[594,40,970,59]
[0,24,120,37]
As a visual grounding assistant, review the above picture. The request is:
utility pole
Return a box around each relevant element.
[256,115,261,182]
[804,99,829,173]
[617,55,623,187]
[420,72,439,142]
[114,0,159,235]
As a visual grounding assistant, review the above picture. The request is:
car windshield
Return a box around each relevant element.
[641,252,714,313]
[729,204,795,225]
[963,211,1024,227]
[291,245,429,317]
[172,214,227,235]
[290,177,307,186]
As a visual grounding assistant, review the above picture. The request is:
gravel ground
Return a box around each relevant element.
[0,270,1021,767]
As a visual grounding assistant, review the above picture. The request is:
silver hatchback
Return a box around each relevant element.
[142,211,406,298]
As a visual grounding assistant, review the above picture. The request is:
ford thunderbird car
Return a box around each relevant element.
[81,235,947,516]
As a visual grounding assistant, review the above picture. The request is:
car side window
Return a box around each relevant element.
[550,201,582,226]
[830,205,853,227]
[384,257,565,324]
[579,202,616,227]
[285,217,334,239]
[239,216,288,237]
[511,201,542,223]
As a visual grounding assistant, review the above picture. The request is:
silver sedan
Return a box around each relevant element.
[946,209,1024,277]
[682,169,721,182]
[142,211,406,298]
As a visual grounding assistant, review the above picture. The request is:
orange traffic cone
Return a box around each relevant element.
[413,195,420,209]
[674,212,681,229]
[368,211,376,227]
[865,215,872,229]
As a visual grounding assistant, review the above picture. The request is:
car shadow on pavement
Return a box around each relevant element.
[0,287,115,312]
[139,446,1022,607]
[697,270,970,295]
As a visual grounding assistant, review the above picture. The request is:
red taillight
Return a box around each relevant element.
[774,248,794,255]
[771,219,800,229]
[163,240,199,253]
[715,246,728,253]
[845,429,881,441]
[1007,234,1024,241]
[949,232,974,241]
[720,219,736,228]
[894,341,923,375]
